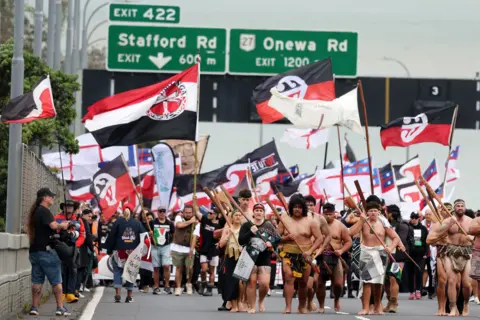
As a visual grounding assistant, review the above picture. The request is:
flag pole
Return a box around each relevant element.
[358,80,374,194]
[336,126,345,210]
[57,143,68,204]
[323,142,329,169]
[192,56,201,210]
[442,105,458,196]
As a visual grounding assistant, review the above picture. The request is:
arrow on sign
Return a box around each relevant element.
[149,53,172,69]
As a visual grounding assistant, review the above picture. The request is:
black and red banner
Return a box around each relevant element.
[91,155,135,220]
[1,76,56,124]
[253,58,335,123]
[380,106,457,149]
[173,141,288,197]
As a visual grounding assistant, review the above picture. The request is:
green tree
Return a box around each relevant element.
[0,39,80,228]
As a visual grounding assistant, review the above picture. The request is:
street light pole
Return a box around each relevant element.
[46,0,55,67]
[87,20,107,44]
[6,0,25,234]
[33,0,43,58]
[72,0,81,73]
[65,0,74,73]
[82,2,109,69]
[382,56,412,161]
[53,0,61,70]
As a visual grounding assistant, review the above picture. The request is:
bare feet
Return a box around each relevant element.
[258,301,265,313]
[239,303,247,312]
[317,307,325,313]
[230,308,238,313]
[358,309,369,315]
[308,301,317,312]
[462,303,469,316]
[334,299,341,312]
[247,308,256,314]
[372,307,384,315]
[297,307,309,314]
[282,307,291,314]
[435,310,446,316]
[448,306,459,317]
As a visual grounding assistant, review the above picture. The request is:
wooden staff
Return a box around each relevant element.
[414,180,443,222]
[247,159,259,203]
[352,181,422,270]
[264,198,321,275]
[337,127,346,210]
[419,176,468,236]
[274,193,332,275]
[357,80,375,194]
[203,187,240,247]
[344,184,396,262]
[354,180,367,209]
[215,188,233,212]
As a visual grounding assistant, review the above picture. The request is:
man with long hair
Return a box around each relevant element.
[278,195,324,314]
[26,188,71,316]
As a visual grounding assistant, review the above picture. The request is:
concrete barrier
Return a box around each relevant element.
[0,233,36,319]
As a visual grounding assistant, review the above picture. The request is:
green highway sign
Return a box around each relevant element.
[109,4,180,24]
[228,29,358,76]
[107,25,227,73]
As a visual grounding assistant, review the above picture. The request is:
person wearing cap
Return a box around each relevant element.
[316,202,352,313]
[54,199,85,304]
[239,202,280,314]
[428,199,474,316]
[26,188,71,316]
[407,211,429,301]
[150,206,175,295]
[348,201,401,315]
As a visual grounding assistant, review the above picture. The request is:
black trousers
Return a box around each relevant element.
[222,256,239,301]
[269,261,277,289]
[139,269,153,288]
[75,267,87,291]
[61,262,77,294]
[407,254,426,293]
[425,257,435,294]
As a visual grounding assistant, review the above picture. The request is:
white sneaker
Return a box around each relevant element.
[186,283,193,295]
[469,296,475,302]
[79,285,84,292]
[84,287,91,293]
[174,288,182,296]
[267,289,271,296]
[78,292,85,298]
[475,297,480,304]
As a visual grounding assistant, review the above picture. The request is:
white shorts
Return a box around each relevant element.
[199,255,219,267]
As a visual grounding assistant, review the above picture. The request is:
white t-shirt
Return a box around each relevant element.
[170,215,200,254]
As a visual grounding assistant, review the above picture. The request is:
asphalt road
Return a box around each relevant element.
[87,288,480,320]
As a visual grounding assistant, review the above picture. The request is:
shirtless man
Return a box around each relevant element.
[429,199,474,316]
[304,195,320,312]
[349,202,400,315]
[468,213,480,301]
[278,195,324,314]
[426,206,451,316]
[317,203,352,312]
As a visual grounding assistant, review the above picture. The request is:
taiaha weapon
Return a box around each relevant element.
[275,193,332,275]
[264,198,321,275]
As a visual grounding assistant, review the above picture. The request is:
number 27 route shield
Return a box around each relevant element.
[107,25,227,73]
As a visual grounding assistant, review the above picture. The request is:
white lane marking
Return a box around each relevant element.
[336,311,349,314]
[355,316,370,320]
[78,286,105,320]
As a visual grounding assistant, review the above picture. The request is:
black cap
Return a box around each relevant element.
[60,200,76,210]
[410,212,420,219]
[37,187,56,198]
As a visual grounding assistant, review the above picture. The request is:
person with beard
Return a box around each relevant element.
[239,203,280,314]
[383,205,413,313]
[316,203,352,312]
[429,199,474,316]
[54,200,84,304]
[278,195,323,314]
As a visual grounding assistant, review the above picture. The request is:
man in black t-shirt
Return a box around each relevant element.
[150,206,175,295]
[194,206,220,296]
[27,188,71,316]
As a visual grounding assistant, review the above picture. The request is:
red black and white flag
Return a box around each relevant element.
[0,75,56,124]
[91,155,136,220]
[83,64,199,148]
[380,105,457,149]
[253,58,335,123]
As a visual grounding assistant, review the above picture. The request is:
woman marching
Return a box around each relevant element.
[239,203,281,314]
[218,210,243,312]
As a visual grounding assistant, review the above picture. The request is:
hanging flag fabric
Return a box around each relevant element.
[280,128,329,150]
[42,133,138,181]
[422,159,441,192]
[90,155,136,220]
[393,155,422,203]
[373,163,400,203]
[66,179,94,201]
[268,87,363,134]
[253,58,335,124]
[83,64,199,148]
[152,143,176,210]
[380,105,457,149]
[1,75,56,124]
[343,133,357,164]
[445,145,460,183]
